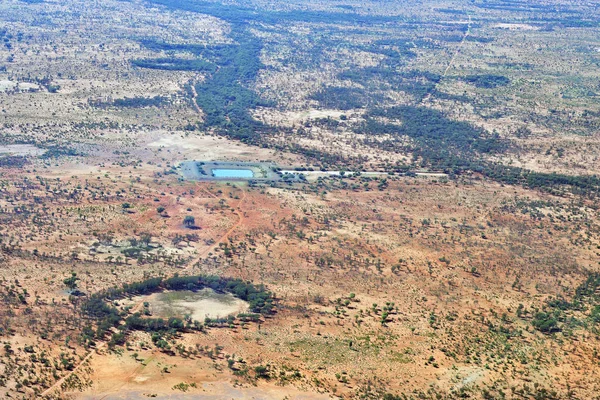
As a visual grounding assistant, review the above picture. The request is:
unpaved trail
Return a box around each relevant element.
[187,75,248,268]
[94,356,156,400]
[215,188,246,246]
[189,81,203,115]
[442,13,472,78]
[41,343,106,398]
[187,184,247,271]
[421,12,472,105]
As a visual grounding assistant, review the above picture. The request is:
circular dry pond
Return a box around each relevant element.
[144,288,248,320]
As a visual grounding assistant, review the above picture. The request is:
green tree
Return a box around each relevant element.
[183,215,195,227]
[63,272,79,290]
[254,365,269,379]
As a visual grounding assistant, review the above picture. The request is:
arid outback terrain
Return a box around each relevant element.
[1,0,600,399]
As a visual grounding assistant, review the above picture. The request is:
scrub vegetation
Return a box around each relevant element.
[1,0,600,398]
